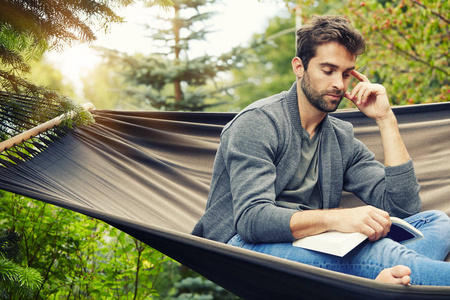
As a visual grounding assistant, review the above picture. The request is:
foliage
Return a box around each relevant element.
[25,58,77,100]
[168,275,241,300]
[344,0,449,105]
[82,59,127,110]
[1,0,126,49]
[83,50,160,110]
[0,0,173,129]
[0,0,128,93]
[0,190,240,299]
[228,14,297,110]
[228,0,448,110]
[0,190,177,299]
[101,0,252,111]
[0,229,43,299]
[227,0,343,110]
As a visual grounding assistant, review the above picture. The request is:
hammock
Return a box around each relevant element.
[1,98,450,299]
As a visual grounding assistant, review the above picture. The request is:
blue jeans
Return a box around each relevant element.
[227,210,450,286]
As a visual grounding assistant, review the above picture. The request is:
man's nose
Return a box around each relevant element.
[332,75,345,91]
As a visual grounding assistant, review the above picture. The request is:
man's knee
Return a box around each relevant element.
[427,210,450,223]
[412,210,449,222]
[406,210,450,233]
[422,210,450,235]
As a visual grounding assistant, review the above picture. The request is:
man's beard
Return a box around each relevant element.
[300,71,344,113]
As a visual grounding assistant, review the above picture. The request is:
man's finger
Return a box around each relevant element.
[348,82,363,100]
[351,70,370,83]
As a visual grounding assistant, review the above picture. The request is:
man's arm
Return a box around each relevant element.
[342,71,421,218]
[290,71,412,242]
[344,70,410,166]
[290,205,391,242]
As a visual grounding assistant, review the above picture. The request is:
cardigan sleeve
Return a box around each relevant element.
[221,109,297,243]
[343,138,422,218]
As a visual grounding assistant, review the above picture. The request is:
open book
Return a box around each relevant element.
[292,217,424,257]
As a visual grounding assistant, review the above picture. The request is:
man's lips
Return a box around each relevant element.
[326,94,342,100]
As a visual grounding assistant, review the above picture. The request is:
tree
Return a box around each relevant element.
[0,230,43,299]
[228,0,448,111]
[227,0,342,110]
[104,0,251,111]
[0,191,178,299]
[25,58,78,99]
[344,0,449,105]
[82,58,136,110]
[228,14,297,110]
[0,190,241,299]
[1,0,130,93]
[0,0,173,130]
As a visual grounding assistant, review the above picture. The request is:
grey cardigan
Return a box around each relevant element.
[192,83,422,244]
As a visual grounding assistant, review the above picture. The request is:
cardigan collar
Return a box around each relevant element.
[285,82,330,139]
[286,82,339,209]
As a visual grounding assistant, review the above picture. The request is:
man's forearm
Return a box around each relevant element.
[346,70,411,167]
[289,210,330,240]
[376,110,410,167]
[290,206,391,241]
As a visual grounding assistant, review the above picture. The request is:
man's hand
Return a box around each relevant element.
[343,70,410,166]
[290,206,392,242]
[326,206,392,242]
[344,70,392,122]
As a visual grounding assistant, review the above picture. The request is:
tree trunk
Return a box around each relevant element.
[173,3,182,109]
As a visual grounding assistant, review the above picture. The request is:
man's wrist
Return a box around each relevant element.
[375,109,397,128]
[375,109,400,137]
[375,109,411,166]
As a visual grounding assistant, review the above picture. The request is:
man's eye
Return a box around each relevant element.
[323,71,332,75]
[343,73,351,78]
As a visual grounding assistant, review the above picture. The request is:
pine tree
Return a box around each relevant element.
[0,0,133,93]
[111,0,251,111]
[0,0,172,128]
[0,230,43,299]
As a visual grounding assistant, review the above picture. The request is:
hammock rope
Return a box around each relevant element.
[0,91,94,167]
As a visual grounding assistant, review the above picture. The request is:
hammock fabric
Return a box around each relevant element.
[1,103,450,299]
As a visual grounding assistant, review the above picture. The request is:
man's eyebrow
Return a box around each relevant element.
[320,63,355,71]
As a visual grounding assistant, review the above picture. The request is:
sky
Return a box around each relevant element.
[46,0,288,98]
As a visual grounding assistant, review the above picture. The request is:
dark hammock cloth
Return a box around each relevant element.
[1,102,450,299]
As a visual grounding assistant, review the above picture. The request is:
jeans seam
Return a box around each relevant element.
[408,217,431,230]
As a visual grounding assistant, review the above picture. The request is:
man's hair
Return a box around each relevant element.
[296,15,365,69]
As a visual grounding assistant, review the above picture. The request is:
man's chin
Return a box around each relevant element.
[324,100,341,112]
[308,96,342,113]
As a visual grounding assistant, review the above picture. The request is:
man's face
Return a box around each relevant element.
[300,42,356,113]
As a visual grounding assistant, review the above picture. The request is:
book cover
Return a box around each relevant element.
[387,216,424,244]
[292,230,367,257]
[292,216,424,257]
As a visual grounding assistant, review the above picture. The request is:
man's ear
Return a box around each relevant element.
[291,57,305,78]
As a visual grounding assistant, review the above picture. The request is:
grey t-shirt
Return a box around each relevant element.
[276,125,322,211]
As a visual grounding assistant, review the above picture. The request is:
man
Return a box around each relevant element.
[192,15,450,285]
